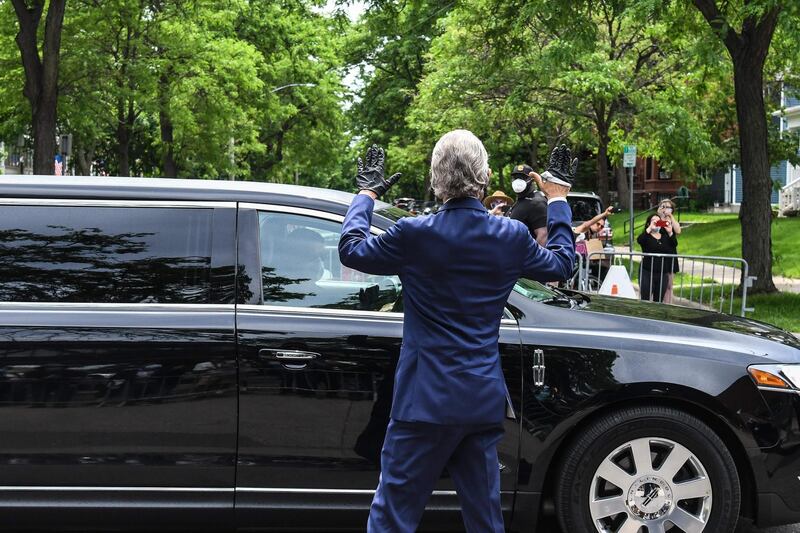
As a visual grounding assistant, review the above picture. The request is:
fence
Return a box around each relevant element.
[573,250,753,316]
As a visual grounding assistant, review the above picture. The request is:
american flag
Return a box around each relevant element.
[54,155,63,176]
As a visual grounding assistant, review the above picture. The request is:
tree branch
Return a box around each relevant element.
[692,0,743,53]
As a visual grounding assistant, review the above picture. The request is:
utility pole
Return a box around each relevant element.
[623,145,637,251]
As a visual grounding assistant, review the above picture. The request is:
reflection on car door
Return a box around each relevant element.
[234,205,522,530]
[0,202,238,529]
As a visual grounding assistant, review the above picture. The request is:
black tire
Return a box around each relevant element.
[555,406,741,533]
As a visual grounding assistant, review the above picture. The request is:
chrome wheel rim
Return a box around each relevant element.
[589,437,713,533]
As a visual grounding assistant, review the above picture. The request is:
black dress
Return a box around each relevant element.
[637,229,678,302]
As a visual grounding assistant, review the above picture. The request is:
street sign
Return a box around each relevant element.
[623,145,636,168]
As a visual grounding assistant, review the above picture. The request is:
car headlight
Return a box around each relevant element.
[748,364,800,391]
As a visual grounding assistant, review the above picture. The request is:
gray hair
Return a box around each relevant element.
[430,129,489,200]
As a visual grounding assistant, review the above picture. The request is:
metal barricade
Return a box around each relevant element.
[580,250,753,316]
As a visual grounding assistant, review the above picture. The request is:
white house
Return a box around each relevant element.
[777,85,800,214]
[713,85,799,209]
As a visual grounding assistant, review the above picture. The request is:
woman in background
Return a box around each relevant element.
[657,199,681,303]
[637,214,678,302]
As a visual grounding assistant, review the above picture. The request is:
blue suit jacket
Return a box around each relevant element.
[339,195,574,424]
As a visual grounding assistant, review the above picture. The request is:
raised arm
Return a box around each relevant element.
[520,198,575,282]
[520,157,576,282]
[338,144,404,275]
[339,194,404,275]
[574,206,613,234]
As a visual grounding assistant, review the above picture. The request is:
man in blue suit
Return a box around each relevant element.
[339,130,575,532]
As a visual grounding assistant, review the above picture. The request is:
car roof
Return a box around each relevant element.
[567,191,601,200]
[0,175,392,215]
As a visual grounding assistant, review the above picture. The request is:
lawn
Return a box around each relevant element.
[608,211,800,279]
[734,292,800,333]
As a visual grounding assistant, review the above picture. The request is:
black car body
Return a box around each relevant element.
[0,175,799,532]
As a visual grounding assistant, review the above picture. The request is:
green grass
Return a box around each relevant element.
[609,211,800,279]
[735,292,800,333]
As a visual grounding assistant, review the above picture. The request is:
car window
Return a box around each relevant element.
[0,205,213,303]
[258,211,402,312]
[513,278,560,302]
[567,197,602,223]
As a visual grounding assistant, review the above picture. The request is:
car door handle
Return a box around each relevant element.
[258,349,320,362]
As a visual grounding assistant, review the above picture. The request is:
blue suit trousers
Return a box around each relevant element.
[367,419,505,533]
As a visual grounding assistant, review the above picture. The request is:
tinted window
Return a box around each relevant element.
[513,278,560,302]
[258,211,401,312]
[0,205,212,303]
[567,196,602,223]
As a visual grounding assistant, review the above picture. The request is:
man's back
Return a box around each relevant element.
[340,195,574,425]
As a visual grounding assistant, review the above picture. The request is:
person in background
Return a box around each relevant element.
[573,205,614,243]
[657,199,681,303]
[483,190,514,216]
[637,214,678,302]
[507,164,548,245]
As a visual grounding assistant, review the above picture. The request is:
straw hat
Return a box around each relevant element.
[483,190,514,208]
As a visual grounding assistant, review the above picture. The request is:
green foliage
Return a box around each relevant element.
[1,0,799,200]
[0,0,348,181]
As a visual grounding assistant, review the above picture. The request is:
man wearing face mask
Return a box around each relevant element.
[507,163,549,246]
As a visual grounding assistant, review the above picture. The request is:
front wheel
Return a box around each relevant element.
[555,406,740,533]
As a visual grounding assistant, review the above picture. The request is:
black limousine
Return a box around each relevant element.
[1,175,799,533]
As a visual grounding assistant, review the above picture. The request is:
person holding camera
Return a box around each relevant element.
[657,199,681,303]
[507,164,549,245]
[637,213,678,302]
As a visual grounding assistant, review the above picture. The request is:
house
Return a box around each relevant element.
[706,84,799,212]
[777,86,800,214]
[630,157,697,210]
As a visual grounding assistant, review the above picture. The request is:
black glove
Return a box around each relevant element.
[356,144,401,198]
[542,144,577,188]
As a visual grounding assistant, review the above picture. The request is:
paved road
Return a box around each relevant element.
[740,523,800,533]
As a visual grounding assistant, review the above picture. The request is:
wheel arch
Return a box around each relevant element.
[536,395,757,524]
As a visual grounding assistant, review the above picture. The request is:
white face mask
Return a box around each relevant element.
[511,178,528,194]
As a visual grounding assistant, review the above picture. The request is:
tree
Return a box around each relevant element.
[403,0,722,208]
[690,1,796,293]
[236,0,348,183]
[345,0,454,199]
[9,0,67,174]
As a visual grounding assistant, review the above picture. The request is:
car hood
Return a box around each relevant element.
[570,292,800,350]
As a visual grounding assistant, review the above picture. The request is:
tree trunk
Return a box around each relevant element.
[596,136,610,205]
[75,140,95,176]
[12,0,67,175]
[733,59,776,293]
[615,163,629,210]
[691,1,781,294]
[158,74,177,177]
[116,97,131,176]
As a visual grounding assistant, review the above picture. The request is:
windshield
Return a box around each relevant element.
[568,196,602,224]
[375,205,412,222]
[513,278,562,302]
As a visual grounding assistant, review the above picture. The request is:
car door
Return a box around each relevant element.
[0,200,237,529]
[234,203,522,530]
